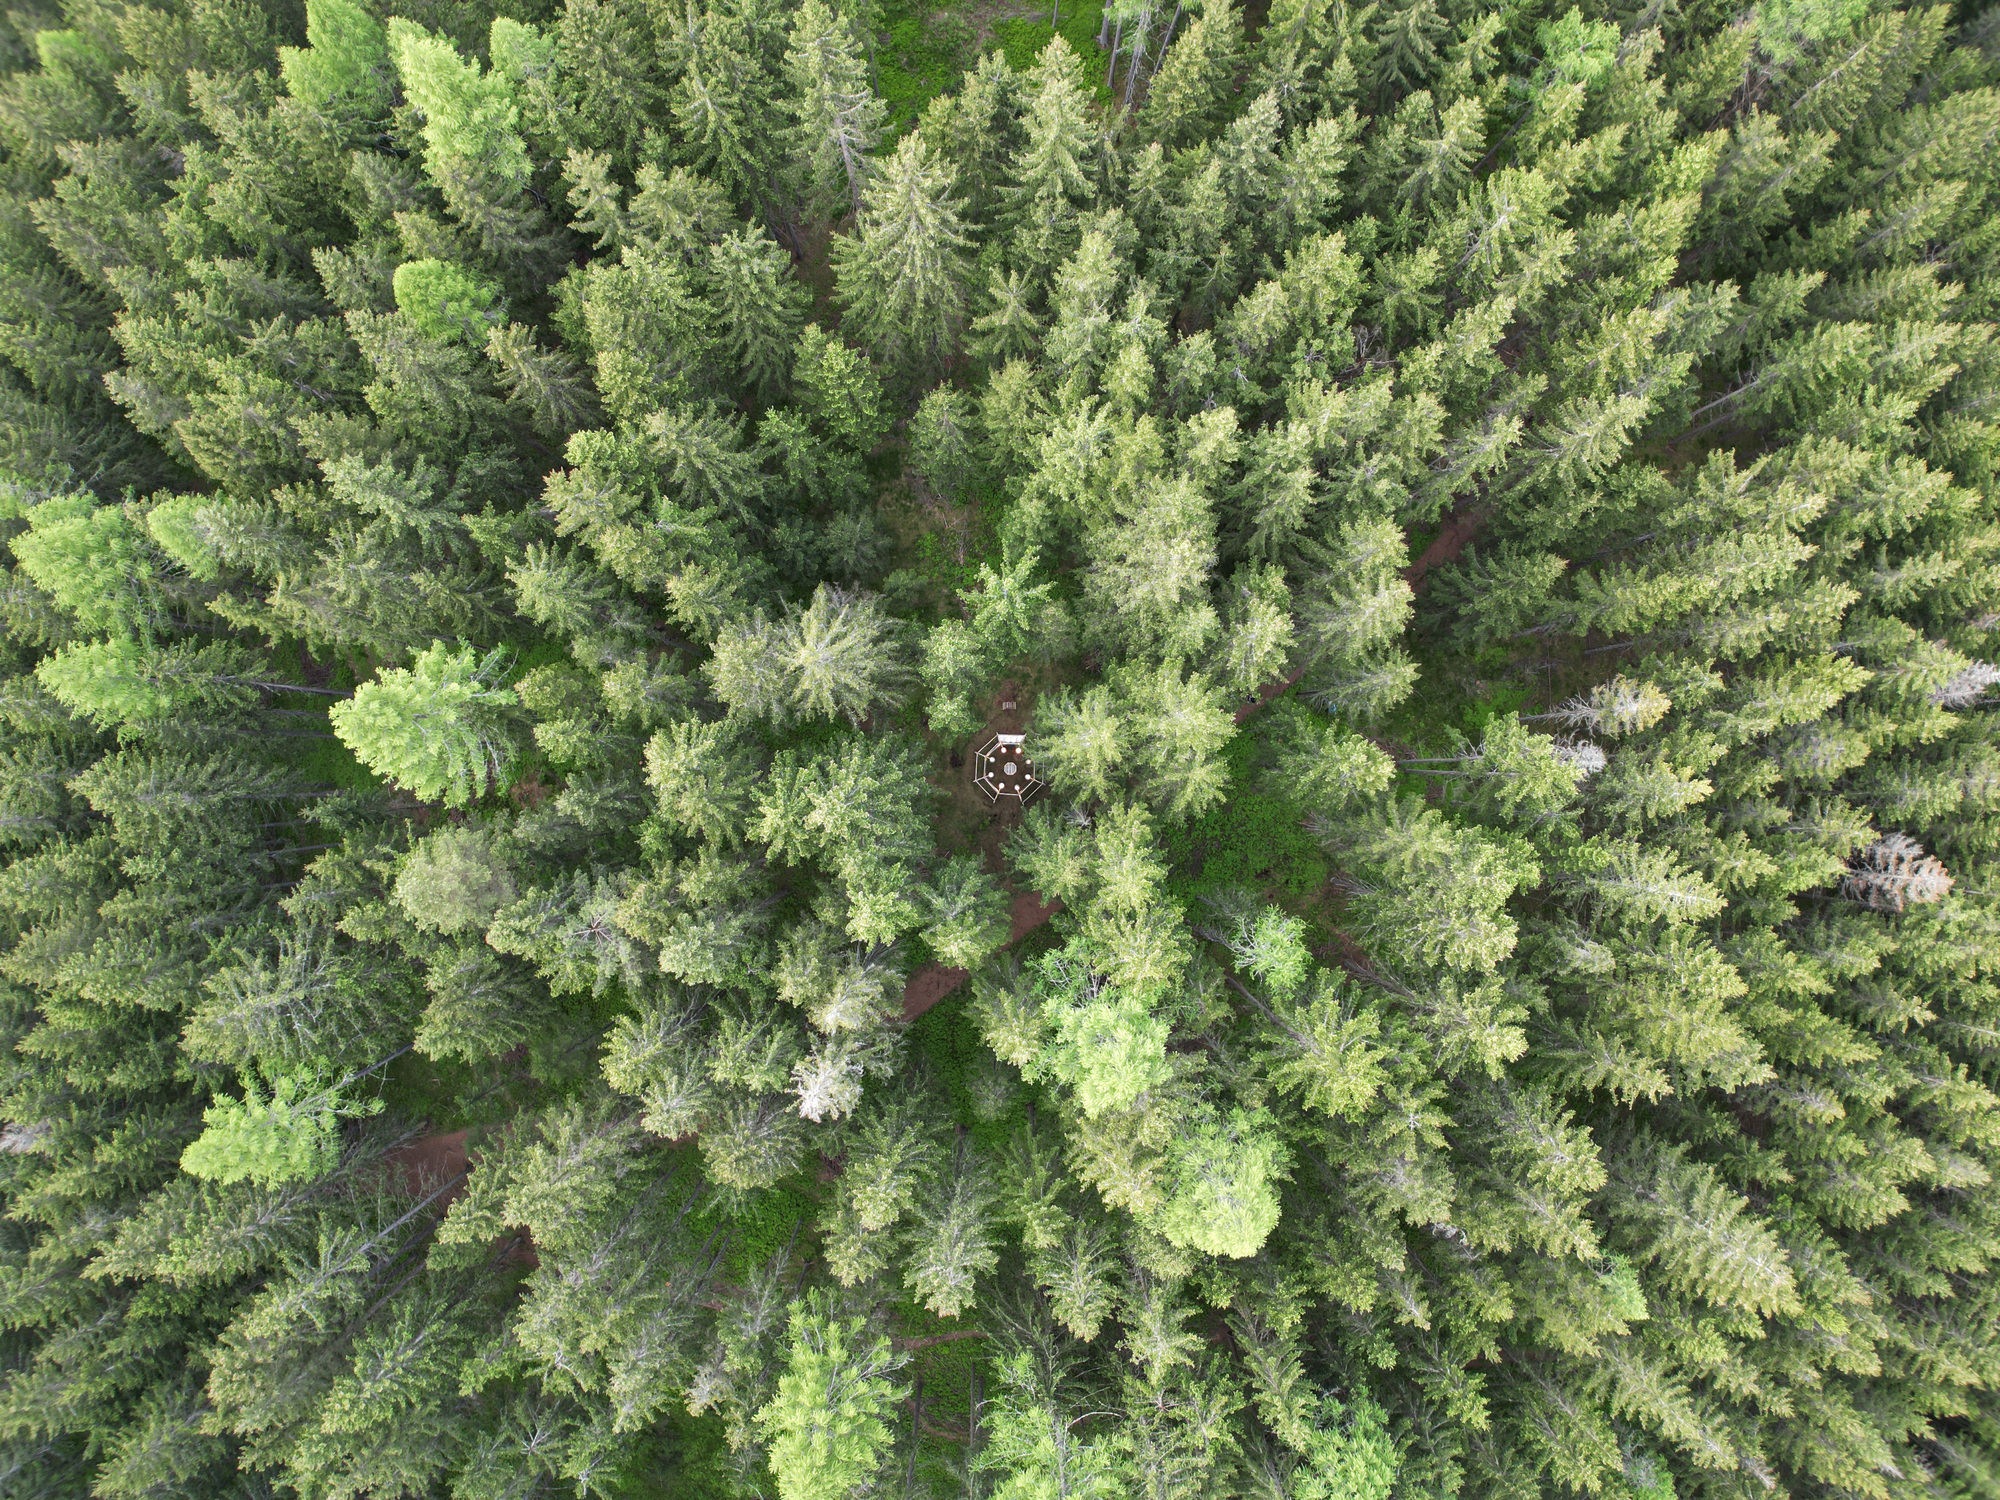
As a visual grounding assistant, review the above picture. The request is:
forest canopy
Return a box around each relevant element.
[2,0,2000,1498]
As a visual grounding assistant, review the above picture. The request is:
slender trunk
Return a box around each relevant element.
[906,1378,923,1493]
[248,677,347,697]
[1098,4,1113,47]
[1122,8,1152,110]
[352,1043,415,1086]
[1051,0,1059,27]
[1152,0,1184,76]
[838,122,865,219]
[286,1044,416,1121]
[1107,15,1123,88]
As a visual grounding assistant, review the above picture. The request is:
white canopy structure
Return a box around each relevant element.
[973,733,1043,804]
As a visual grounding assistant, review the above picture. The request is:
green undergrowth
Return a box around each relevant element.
[689,1175,818,1281]
[292,723,381,793]
[1380,639,1539,759]
[376,989,619,1137]
[881,456,1010,621]
[907,986,1042,1154]
[993,2,1114,101]
[878,8,976,132]
[877,0,1112,132]
[1162,715,1327,904]
[653,1410,734,1499]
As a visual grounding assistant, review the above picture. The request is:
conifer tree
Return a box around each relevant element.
[835,130,973,380]
[710,225,811,398]
[5,5,2000,1497]
[329,641,522,806]
[756,1293,906,1500]
[785,0,886,220]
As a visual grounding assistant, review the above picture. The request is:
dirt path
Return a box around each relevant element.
[1403,505,1488,593]
[381,1126,539,1267]
[1236,667,1307,723]
[901,889,1063,1021]
[384,1127,468,1197]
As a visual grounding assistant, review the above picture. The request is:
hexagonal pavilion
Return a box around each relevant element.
[973,733,1043,805]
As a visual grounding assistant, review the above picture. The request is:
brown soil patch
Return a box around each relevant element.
[382,1127,539,1268]
[1007,888,1060,940]
[495,1231,540,1271]
[901,961,972,1019]
[934,682,1045,857]
[384,1128,468,1199]
[1403,505,1488,593]
[901,889,1064,1021]
[1235,666,1306,723]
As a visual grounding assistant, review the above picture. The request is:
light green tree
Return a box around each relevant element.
[976,1347,1133,1500]
[394,825,518,933]
[37,637,338,728]
[278,0,392,117]
[835,131,972,378]
[180,1060,394,1187]
[391,259,505,343]
[11,491,159,633]
[1155,1105,1286,1257]
[387,19,530,187]
[329,641,522,806]
[755,1293,907,1500]
[1027,942,1173,1116]
[1293,1394,1400,1500]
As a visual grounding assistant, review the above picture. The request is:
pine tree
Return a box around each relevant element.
[1004,37,1100,281]
[661,0,787,211]
[387,19,531,190]
[329,641,522,807]
[1141,0,1246,148]
[910,382,978,502]
[9,5,2000,1496]
[180,1055,397,1187]
[485,321,603,436]
[919,854,1011,969]
[710,224,811,398]
[785,0,886,220]
[279,0,394,120]
[756,1294,907,1500]
[834,130,972,380]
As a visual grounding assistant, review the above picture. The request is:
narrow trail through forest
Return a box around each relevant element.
[900,889,1062,1019]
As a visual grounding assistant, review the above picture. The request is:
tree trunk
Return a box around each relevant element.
[1108,14,1124,88]
[1098,4,1113,47]
[1123,8,1153,110]
[839,125,865,219]
[1153,0,1184,75]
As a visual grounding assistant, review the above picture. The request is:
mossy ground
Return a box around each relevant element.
[877,0,1113,134]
